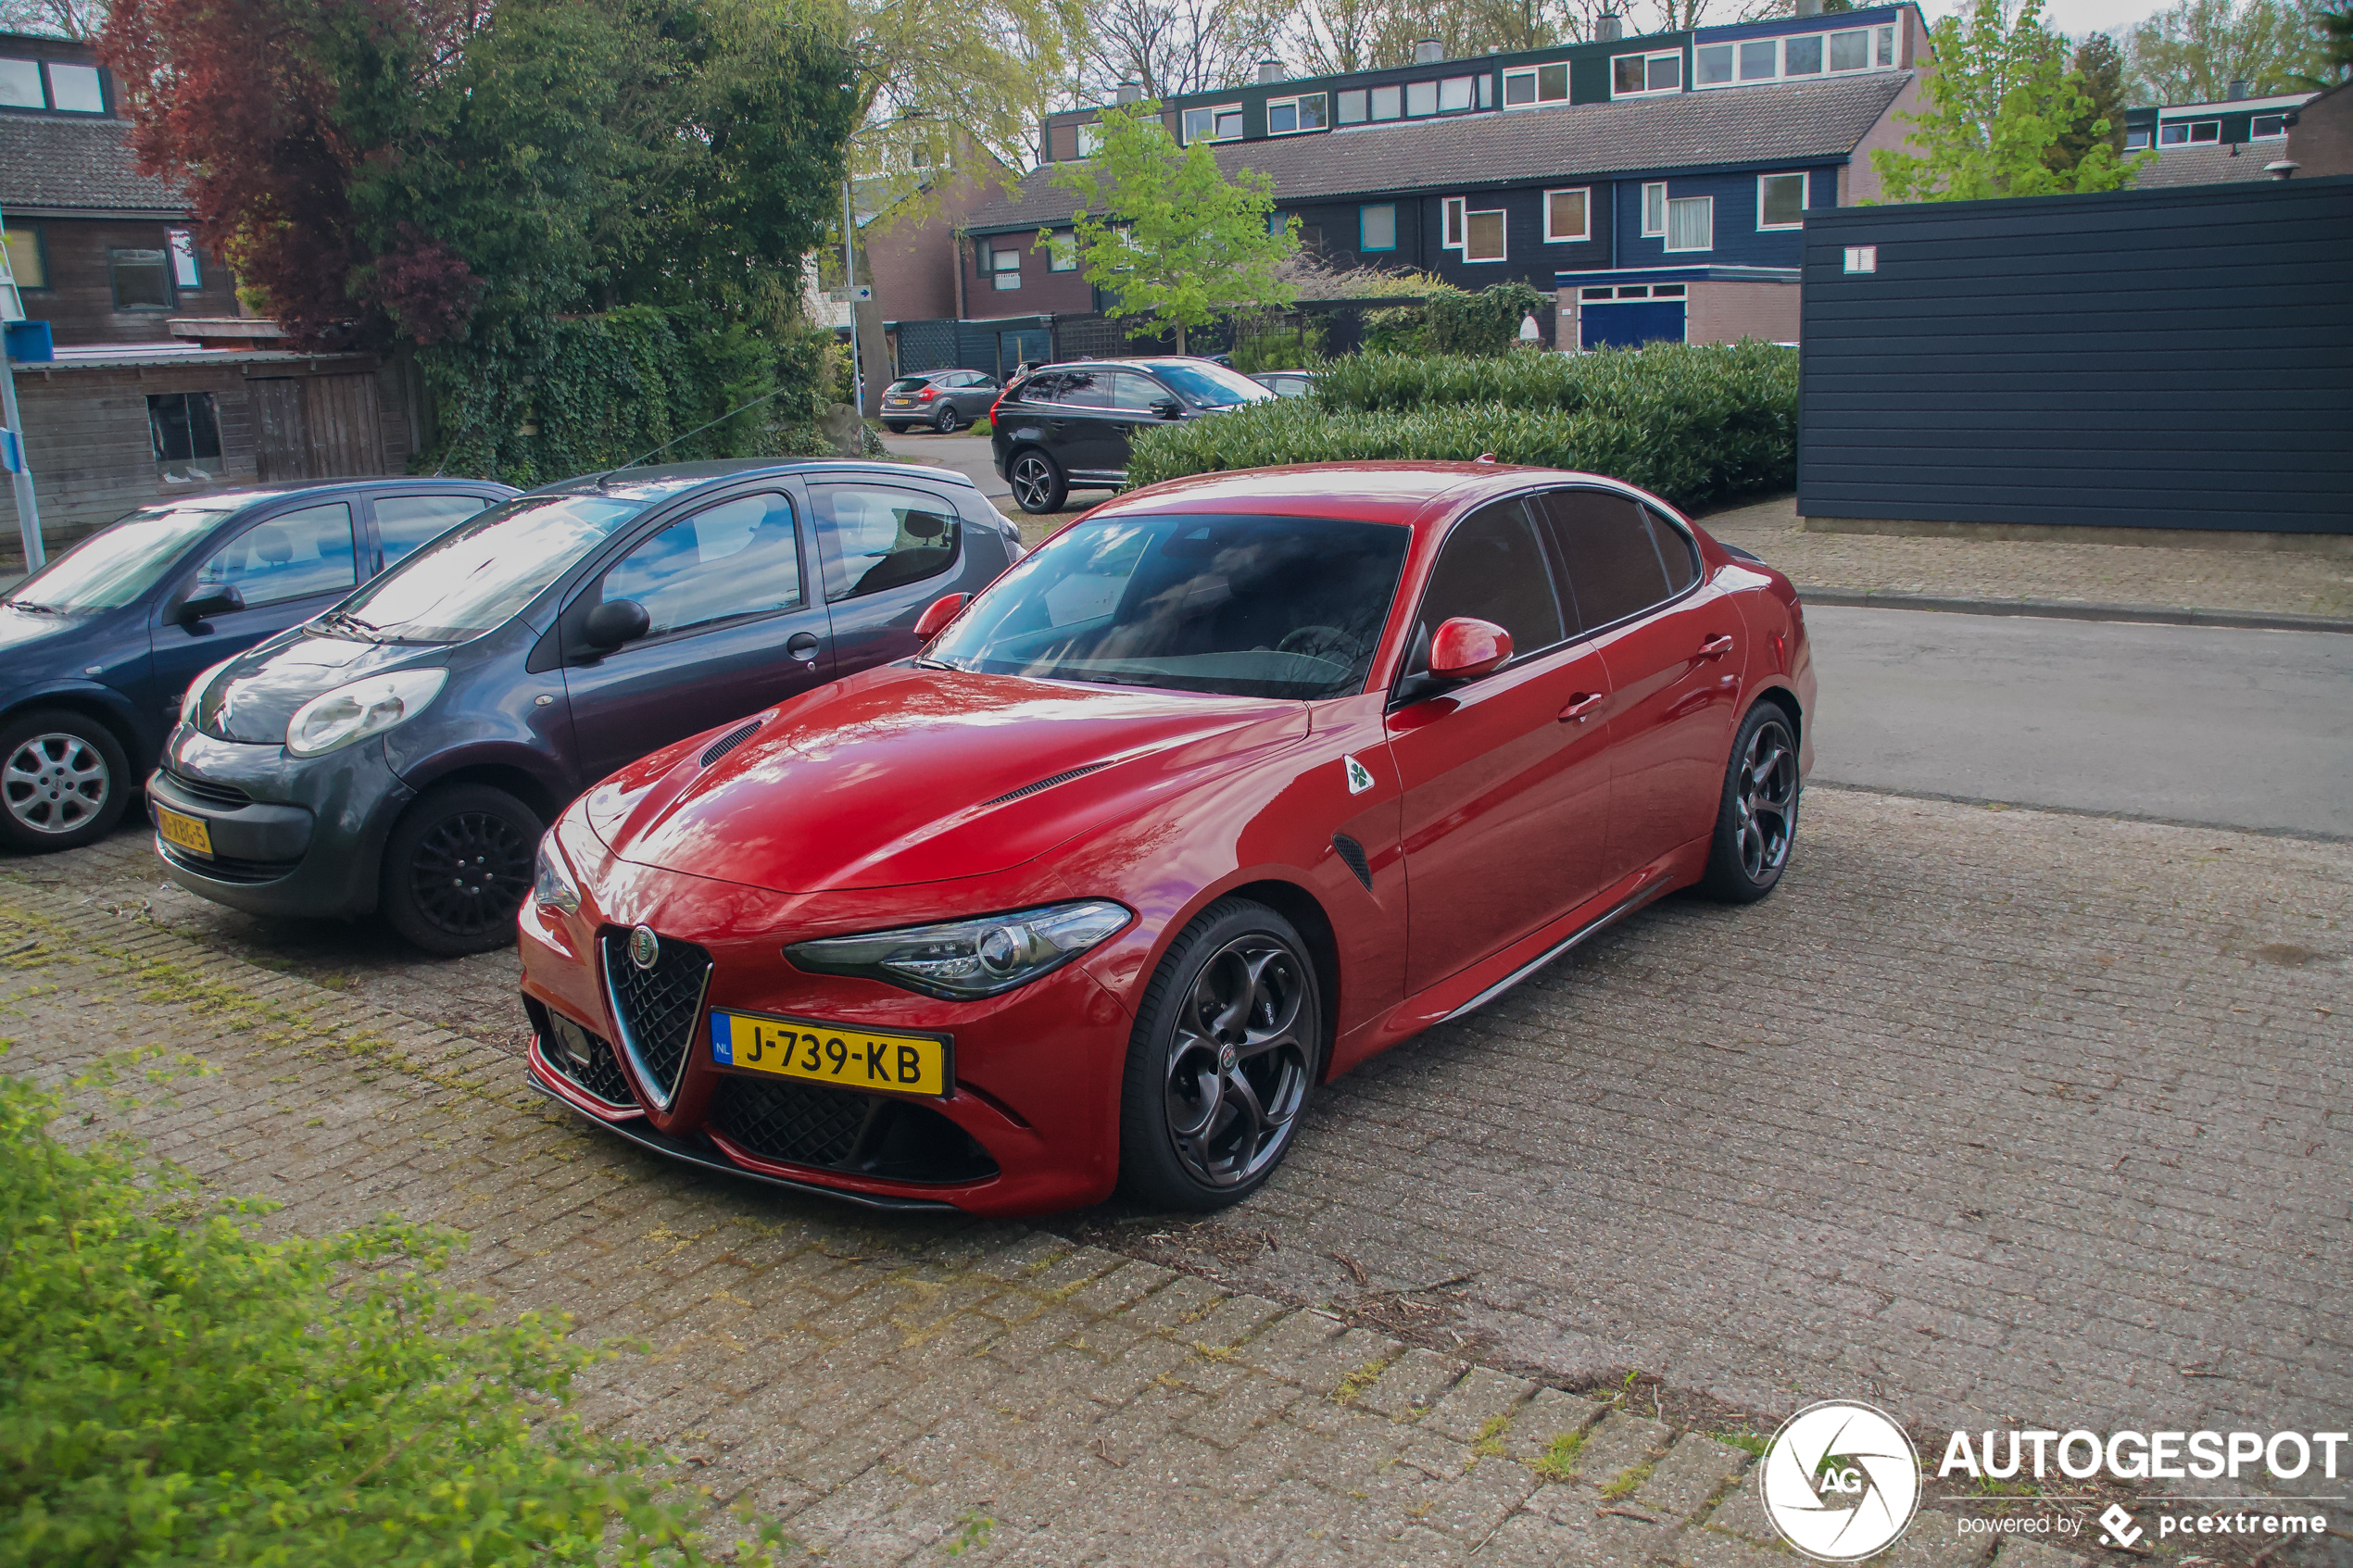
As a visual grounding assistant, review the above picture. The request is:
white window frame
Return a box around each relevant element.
[1462,208,1507,263]
[1612,49,1682,98]
[1502,61,1570,107]
[1266,93,1328,134]
[986,242,1023,290]
[1755,172,1806,232]
[2249,112,2288,138]
[1183,102,1243,144]
[1664,194,1714,253]
[1543,187,1591,244]
[1696,27,1898,90]
[1694,44,1734,85]
[1441,196,1467,250]
[2160,119,2221,144]
[1641,182,1668,238]
[1782,33,1824,76]
[1826,27,1871,71]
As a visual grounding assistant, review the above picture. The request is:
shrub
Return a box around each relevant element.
[1424,280,1551,356]
[1126,341,1798,508]
[0,1066,781,1566]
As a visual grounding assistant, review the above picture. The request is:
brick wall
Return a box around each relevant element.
[962,231,1097,316]
[1841,71,1925,205]
[2285,82,2352,177]
[1686,279,1800,345]
[865,170,1000,325]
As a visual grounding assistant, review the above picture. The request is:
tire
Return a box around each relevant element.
[883,421,911,434]
[1698,701,1801,904]
[1118,898,1320,1211]
[933,403,962,433]
[379,783,543,956]
[0,708,132,853]
[1007,447,1067,515]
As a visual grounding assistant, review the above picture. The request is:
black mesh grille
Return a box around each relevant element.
[700,720,761,768]
[600,930,711,1104]
[161,771,251,809]
[1331,834,1372,891]
[543,1015,635,1108]
[157,841,297,884]
[709,1077,1000,1185]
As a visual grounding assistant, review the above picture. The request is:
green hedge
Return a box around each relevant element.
[1125,341,1797,507]
[0,1065,780,1566]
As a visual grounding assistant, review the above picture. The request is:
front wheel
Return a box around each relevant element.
[1119,898,1320,1211]
[380,783,543,956]
[1699,702,1801,903]
[1007,448,1067,514]
[0,709,131,852]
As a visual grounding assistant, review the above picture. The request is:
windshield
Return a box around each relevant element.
[1151,361,1277,409]
[325,493,648,644]
[887,377,928,393]
[926,513,1408,700]
[6,505,233,611]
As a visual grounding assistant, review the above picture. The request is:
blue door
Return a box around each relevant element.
[1581,301,1686,351]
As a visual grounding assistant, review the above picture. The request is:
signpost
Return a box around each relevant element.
[0,204,45,571]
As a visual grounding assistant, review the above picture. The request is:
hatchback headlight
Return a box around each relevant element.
[533,832,581,916]
[180,657,238,725]
[284,669,447,758]
[785,900,1130,1000]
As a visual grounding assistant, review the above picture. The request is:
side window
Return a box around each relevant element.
[375,494,497,568]
[1643,506,1700,596]
[1413,499,1565,668]
[1112,371,1169,412]
[599,492,803,638]
[1020,371,1069,404]
[192,502,359,608]
[812,484,963,603]
[1057,369,1113,408]
[1539,488,1671,632]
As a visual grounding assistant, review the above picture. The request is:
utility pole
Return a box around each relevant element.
[0,201,44,571]
[841,180,863,418]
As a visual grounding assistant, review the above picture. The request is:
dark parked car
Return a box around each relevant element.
[1252,370,1315,398]
[988,358,1276,514]
[0,479,514,854]
[147,459,1023,955]
[879,370,1000,433]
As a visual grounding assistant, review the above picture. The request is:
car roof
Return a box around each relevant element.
[1082,461,1642,534]
[129,476,512,514]
[526,458,979,500]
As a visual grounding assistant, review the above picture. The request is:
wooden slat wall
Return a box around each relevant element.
[7,218,244,346]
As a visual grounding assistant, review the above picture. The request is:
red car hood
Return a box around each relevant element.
[590,665,1307,894]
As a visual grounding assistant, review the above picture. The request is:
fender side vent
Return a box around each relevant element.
[1331,834,1373,891]
[700,720,761,767]
[983,760,1110,809]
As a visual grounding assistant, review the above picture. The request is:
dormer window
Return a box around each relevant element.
[1612,50,1682,96]
[1502,62,1569,106]
[0,56,108,114]
[1181,103,1242,143]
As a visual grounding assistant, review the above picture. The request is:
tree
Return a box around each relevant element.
[1871,0,2146,202]
[1084,0,1276,98]
[825,0,1086,184]
[2304,4,2353,83]
[2052,31,2128,172]
[0,0,104,37]
[2126,0,2319,99]
[1047,99,1297,353]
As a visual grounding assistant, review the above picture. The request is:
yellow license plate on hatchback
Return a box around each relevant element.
[710,1010,950,1098]
[156,806,214,857]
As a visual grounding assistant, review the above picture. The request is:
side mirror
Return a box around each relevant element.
[1428,617,1512,681]
[179,584,245,625]
[1151,398,1183,420]
[584,597,651,649]
[913,592,969,642]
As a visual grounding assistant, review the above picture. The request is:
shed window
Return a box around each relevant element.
[1665,195,1713,252]
[1503,62,1568,105]
[1267,93,1327,133]
[110,248,173,309]
[1182,104,1241,142]
[45,61,104,112]
[2160,119,2220,144]
[148,394,222,463]
[1360,204,1397,251]
[2124,126,2152,149]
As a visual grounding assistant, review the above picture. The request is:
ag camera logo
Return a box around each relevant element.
[1762,1400,1923,1562]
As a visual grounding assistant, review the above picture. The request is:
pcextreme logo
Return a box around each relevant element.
[1761,1400,1924,1562]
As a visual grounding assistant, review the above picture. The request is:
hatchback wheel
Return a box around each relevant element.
[1700,702,1801,902]
[1008,448,1067,514]
[0,709,130,853]
[381,783,543,955]
[883,421,911,434]
[1119,898,1319,1210]
[933,403,962,433]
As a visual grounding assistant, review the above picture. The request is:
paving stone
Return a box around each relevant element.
[1636,1435,1752,1521]
[1420,1365,1539,1446]
[1874,1513,1994,1568]
[1557,1411,1672,1491]
[1358,1347,1470,1422]
[1506,1388,1612,1466]
[1988,1542,2087,1568]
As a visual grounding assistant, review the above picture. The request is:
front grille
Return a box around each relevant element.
[700,720,761,767]
[710,1077,999,1185]
[161,770,250,809]
[541,1014,635,1109]
[157,840,298,884]
[599,929,711,1109]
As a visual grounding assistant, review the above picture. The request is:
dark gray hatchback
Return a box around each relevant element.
[147,459,1021,953]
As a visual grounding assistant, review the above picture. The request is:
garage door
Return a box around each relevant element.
[1578,286,1687,351]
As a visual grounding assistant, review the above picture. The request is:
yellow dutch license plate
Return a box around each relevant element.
[156,806,214,857]
[710,1010,950,1098]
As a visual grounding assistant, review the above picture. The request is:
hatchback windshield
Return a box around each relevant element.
[887,377,928,393]
[926,513,1407,699]
[6,504,234,611]
[322,493,648,645]
[1150,361,1277,409]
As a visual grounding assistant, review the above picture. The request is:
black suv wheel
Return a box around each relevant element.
[1008,448,1067,514]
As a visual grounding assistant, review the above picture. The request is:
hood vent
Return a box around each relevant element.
[700,719,762,767]
[982,760,1111,809]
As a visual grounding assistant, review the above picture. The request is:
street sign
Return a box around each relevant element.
[852,285,873,302]
[0,427,21,474]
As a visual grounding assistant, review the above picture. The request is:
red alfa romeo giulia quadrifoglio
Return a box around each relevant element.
[519,463,1815,1216]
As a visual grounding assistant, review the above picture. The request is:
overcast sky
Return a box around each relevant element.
[1926,0,2160,42]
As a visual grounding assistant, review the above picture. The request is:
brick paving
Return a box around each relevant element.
[7,788,2349,1565]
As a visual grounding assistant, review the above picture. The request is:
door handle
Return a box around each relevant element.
[1559,692,1605,723]
[1697,634,1735,659]
[786,632,821,661]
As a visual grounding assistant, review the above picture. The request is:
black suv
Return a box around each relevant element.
[988,358,1275,513]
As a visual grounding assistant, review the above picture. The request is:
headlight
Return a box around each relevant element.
[785,899,1129,1000]
[284,669,447,758]
[533,832,581,916]
[179,657,238,725]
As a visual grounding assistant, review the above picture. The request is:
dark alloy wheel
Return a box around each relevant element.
[933,402,962,433]
[381,783,543,955]
[0,708,131,853]
[1120,898,1318,1210]
[1700,702,1800,902]
[1008,449,1067,515]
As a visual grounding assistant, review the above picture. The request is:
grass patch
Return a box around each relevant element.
[1601,1461,1655,1500]
[1534,1427,1589,1481]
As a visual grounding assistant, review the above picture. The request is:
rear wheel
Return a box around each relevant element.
[0,709,130,852]
[1699,702,1800,903]
[1008,448,1067,514]
[1118,898,1319,1210]
[933,403,962,433]
[380,783,542,955]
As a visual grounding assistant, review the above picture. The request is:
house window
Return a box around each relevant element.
[2124,127,2152,149]
[1614,50,1680,95]
[1464,209,1506,262]
[1440,75,1474,110]
[1,225,44,290]
[986,244,1021,290]
[1544,188,1590,243]
[1370,83,1403,119]
[1652,283,1685,297]
[1478,74,1493,107]
[110,248,173,309]
[1829,29,1870,70]
[1077,123,1102,156]
[2160,119,2220,144]
[1182,103,1242,142]
[1665,195,1713,252]
[1442,196,1466,248]
[167,229,202,288]
[1757,172,1806,230]
[1695,44,1733,84]
[1267,93,1327,133]
[1877,25,1896,65]
[0,57,41,107]
[2250,112,2288,137]
[1047,232,1077,270]
[147,393,222,464]
[1360,204,1397,251]
[1503,62,1568,106]
[1641,182,1667,237]
[1784,35,1822,75]
[44,61,104,113]
[1338,88,1368,123]
[1406,80,1437,115]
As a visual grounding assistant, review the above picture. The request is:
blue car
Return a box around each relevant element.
[0,478,515,852]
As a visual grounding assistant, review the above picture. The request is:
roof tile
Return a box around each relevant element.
[0,114,184,212]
